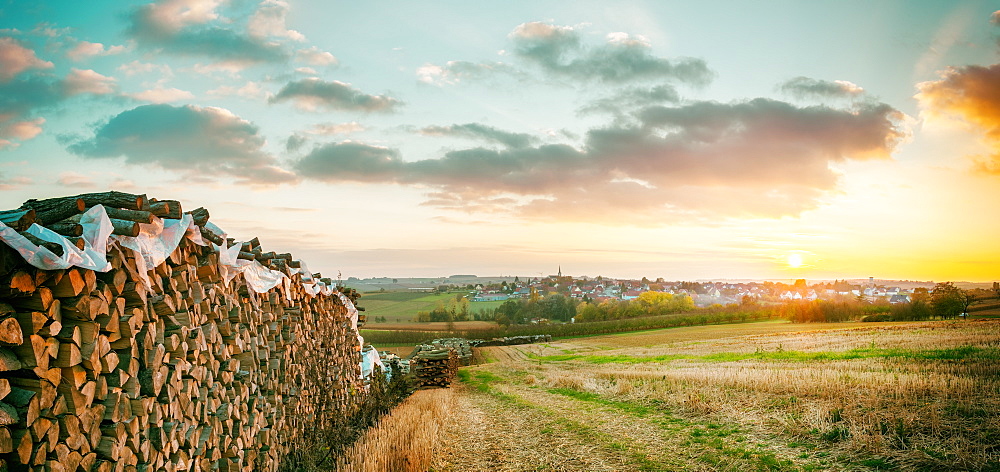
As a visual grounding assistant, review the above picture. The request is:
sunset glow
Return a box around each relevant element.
[0,1,998,283]
[788,254,804,269]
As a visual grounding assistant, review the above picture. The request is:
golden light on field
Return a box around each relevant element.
[787,253,804,269]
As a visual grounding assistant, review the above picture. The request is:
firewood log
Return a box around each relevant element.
[0,318,22,345]
[1,271,35,297]
[187,207,210,227]
[18,231,63,257]
[110,219,140,237]
[52,268,86,298]
[149,200,182,219]
[47,221,83,237]
[72,192,147,211]
[0,209,36,231]
[98,207,155,225]
[19,197,85,225]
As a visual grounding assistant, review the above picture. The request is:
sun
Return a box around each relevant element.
[787,253,804,269]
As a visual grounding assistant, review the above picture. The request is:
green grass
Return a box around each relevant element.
[359,291,471,322]
[456,368,503,393]
[547,385,806,471]
[530,345,1000,364]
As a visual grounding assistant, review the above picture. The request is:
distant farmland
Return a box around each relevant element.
[358,290,506,323]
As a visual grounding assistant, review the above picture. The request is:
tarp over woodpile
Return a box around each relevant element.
[0,191,369,472]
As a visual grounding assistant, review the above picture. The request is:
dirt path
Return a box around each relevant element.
[430,380,630,471]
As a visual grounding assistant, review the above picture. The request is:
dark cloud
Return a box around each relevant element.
[269,78,401,112]
[917,63,1000,174]
[579,84,680,115]
[126,1,289,63]
[293,142,402,181]
[0,69,117,148]
[294,99,904,222]
[509,22,712,85]
[68,104,297,184]
[780,76,865,100]
[286,133,307,152]
[419,123,538,149]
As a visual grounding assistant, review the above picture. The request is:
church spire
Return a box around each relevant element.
[558,265,562,277]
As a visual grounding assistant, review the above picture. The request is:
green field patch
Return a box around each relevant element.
[548,386,811,471]
[457,368,503,393]
[531,345,999,364]
[548,388,658,416]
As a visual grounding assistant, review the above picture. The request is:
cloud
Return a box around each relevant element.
[307,122,365,135]
[66,41,127,61]
[0,118,45,141]
[63,69,117,95]
[916,63,1000,174]
[126,0,289,64]
[285,133,307,152]
[293,142,401,181]
[248,0,305,41]
[509,22,712,85]
[579,84,680,115]
[56,171,96,188]
[118,60,173,77]
[270,78,401,112]
[419,123,538,148]
[295,46,337,66]
[0,68,117,148]
[0,37,54,82]
[68,104,298,184]
[0,172,31,189]
[416,61,517,85]
[127,85,195,103]
[780,76,865,100]
[293,99,905,223]
[207,81,269,100]
[992,10,999,25]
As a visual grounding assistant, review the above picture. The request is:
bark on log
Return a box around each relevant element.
[19,197,85,225]
[187,207,209,227]
[200,227,224,246]
[110,219,139,237]
[0,209,35,231]
[18,232,63,257]
[47,222,83,237]
[97,207,154,225]
[149,200,182,219]
[73,192,147,211]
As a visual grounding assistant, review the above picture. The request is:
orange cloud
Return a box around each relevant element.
[917,63,1000,174]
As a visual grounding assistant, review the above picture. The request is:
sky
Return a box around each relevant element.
[0,0,998,282]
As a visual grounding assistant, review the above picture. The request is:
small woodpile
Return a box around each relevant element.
[0,192,365,472]
[426,338,473,366]
[470,334,552,347]
[407,344,458,389]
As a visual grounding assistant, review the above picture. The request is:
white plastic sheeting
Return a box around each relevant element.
[0,205,113,271]
[0,203,356,324]
[360,346,385,380]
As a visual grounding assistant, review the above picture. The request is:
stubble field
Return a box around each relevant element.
[431,320,1000,471]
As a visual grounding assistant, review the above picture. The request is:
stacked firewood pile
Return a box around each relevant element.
[407,343,458,389]
[470,334,552,347]
[0,192,364,472]
[427,338,473,366]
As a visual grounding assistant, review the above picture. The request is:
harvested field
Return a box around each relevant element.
[428,319,1000,471]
